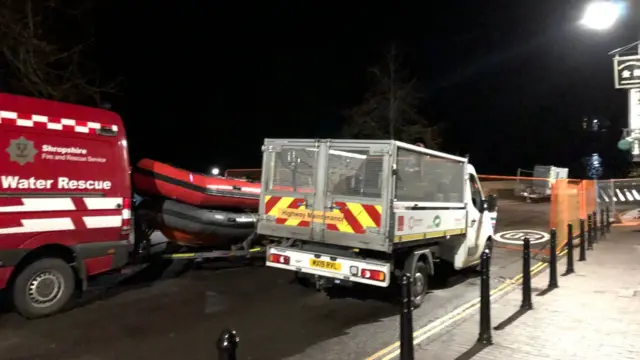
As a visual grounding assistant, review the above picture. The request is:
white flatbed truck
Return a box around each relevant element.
[257,139,498,306]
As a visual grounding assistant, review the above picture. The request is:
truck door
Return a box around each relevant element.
[258,140,322,241]
[321,142,390,250]
[466,173,485,256]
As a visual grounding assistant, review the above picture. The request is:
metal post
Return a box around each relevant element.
[600,210,606,238]
[217,329,239,360]
[400,273,414,360]
[521,238,533,310]
[592,210,599,243]
[477,249,493,345]
[548,229,558,289]
[579,219,587,262]
[609,180,616,217]
[587,214,593,250]
[606,206,611,233]
[565,223,575,275]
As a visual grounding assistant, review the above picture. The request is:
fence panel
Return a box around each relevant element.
[597,178,640,224]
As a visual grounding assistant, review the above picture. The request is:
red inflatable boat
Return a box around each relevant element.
[133,159,261,209]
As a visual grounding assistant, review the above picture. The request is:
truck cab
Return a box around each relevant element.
[258,139,497,306]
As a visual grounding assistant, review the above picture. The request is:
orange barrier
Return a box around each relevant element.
[548,179,597,254]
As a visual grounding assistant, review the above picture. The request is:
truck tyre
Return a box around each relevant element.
[411,261,429,308]
[12,258,76,319]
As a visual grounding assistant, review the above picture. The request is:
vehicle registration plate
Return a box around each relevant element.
[309,259,342,271]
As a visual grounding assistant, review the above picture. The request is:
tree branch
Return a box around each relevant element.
[342,46,442,148]
[0,0,118,105]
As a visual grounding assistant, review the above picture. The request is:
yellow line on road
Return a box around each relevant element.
[366,251,565,360]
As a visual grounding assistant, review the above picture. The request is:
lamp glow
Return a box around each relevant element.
[211,167,220,176]
[580,1,623,30]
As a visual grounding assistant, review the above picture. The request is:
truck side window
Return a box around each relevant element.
[469,175,483,212]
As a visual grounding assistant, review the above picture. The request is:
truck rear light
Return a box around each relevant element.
[361,269,385,282]
[121,197,132,240]
[268,254,290,265]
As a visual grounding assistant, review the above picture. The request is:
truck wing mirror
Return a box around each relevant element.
[484,194,498,212]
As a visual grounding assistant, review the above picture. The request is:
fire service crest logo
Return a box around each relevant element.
[6,136,38,165]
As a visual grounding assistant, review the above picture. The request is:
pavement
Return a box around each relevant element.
[0,199,552,360]
[414,227,640,360]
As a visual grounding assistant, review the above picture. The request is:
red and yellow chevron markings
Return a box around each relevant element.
[264,195,311,227]
[325,201,382,234]
[264,196,382,233]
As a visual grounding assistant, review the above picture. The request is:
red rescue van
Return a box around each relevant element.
[0,93,132,318]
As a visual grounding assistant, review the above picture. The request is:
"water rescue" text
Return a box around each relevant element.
[0,176,112,190]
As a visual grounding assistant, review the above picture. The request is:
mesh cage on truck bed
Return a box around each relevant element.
[257,139,467,252]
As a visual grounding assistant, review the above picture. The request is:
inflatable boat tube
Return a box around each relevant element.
[133,158,261,209]
[157,199,257,247]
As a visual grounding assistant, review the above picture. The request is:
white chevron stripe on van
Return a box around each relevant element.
[83,197,123,210]
[0,198,75,212]
[82,215,122,229]
[0,218,75,234]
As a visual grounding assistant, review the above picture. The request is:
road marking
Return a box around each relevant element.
[494,229,550,245]
[365,253,564,360]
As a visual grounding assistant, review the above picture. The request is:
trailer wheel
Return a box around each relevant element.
[12,258,75,319]
[411,261,429,308]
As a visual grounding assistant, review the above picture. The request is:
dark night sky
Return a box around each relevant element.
[93,1,640,178]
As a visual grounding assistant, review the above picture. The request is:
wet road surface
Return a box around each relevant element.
[0,202,549,360]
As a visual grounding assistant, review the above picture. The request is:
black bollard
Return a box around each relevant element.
[587,214,594,250]
[578,219,586,262]
[521,238,533,310]
[548,229,559,289]
[592,210,599,244]
[477,249,493,345]
[605,207,611,233]
[565,223,575,275]
[600,210,606,238]
[399,273,414,360]
[217,328,239,360]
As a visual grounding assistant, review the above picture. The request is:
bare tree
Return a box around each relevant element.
[0,0,118,105]
[343,44,441,149]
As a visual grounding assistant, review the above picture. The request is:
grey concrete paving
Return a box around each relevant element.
[415,228,640,360]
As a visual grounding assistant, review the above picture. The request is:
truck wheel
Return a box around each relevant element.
[12,258,75,319]
[411,262,429,308]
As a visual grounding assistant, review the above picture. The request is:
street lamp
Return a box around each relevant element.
[580,1,624,30]
[211,167,220,176]
[580,1,640,165]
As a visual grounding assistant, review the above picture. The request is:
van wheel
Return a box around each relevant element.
[411,262,429,309]
[12,258,75,319]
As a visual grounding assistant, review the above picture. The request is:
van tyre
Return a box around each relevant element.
[411,261,429,308]
[12,258,75,319]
